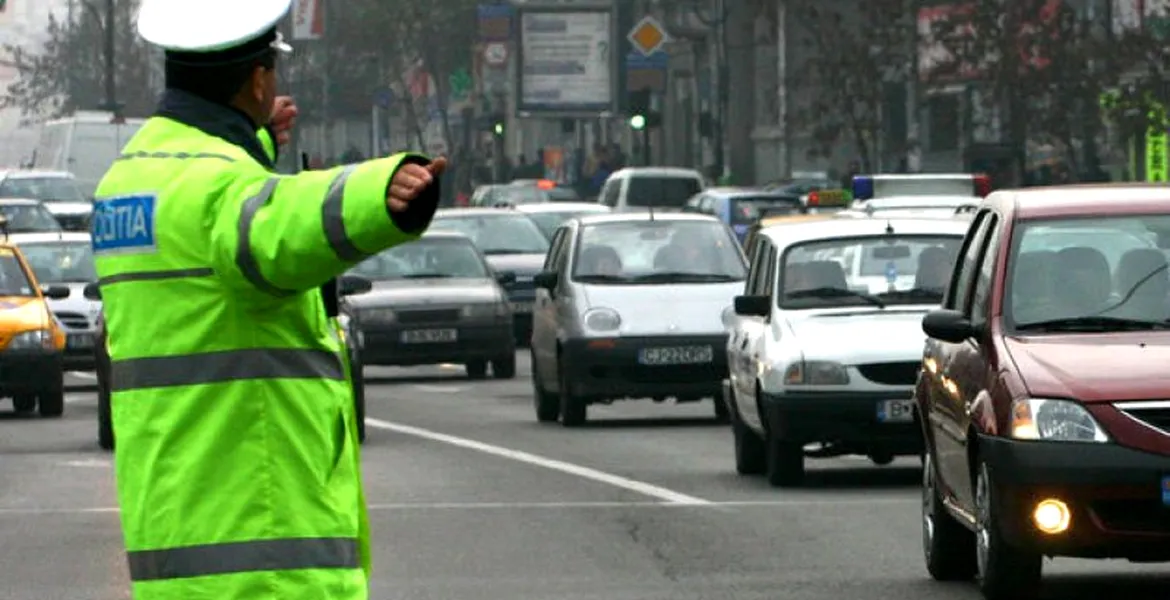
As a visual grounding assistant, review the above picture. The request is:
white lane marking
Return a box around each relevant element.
[412,384,463,393]
[365,417,709,505]
[0,498,911,515]
[68,371,97,380]
[65,394,93,404]
[59,458,111,468]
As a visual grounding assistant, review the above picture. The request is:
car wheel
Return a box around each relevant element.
[97,383,114,451]
[731,399,765,475]
[531,352,559,423]
[38,386,65,418]
[922,452,975,581]
[764,430,804,487]
[12,395,35,413]
[975,460,1042,599]
[557,355,586,427]
[871,452,894,466]
[465,360,488,379]
[491,354,516,379]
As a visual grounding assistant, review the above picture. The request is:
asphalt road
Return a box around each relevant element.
[1,353,1169,600]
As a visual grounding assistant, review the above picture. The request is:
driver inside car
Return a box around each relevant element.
[577,245,622,277]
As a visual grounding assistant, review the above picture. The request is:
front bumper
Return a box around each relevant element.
[0,350,63,394]
[981,435,1170,560]
[62,331,97,370]
[760,390,921,455]
[560,334,727,401]
[360,321,514,366]
[504,293,535,342]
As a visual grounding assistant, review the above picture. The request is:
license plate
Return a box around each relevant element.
[400,329,457,343]
[877,399,915,423]
[67,334,94,349]
[510,302,533,313]
[637,345,713,365]
[1162,476,1170,505]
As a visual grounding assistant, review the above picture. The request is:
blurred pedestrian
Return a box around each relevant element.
[91,1,445,598]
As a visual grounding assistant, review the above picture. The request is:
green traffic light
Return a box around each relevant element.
[493,123,504,135]
[629,114,645,130]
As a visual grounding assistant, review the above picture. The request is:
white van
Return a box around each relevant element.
[32,112,146,197]
[598,167,705,212]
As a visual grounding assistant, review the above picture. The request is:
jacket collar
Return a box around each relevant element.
[154,89,274,170]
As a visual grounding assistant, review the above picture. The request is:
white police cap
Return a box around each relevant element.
[137,0,293,53]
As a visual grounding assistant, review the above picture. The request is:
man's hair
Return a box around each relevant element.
[165,50,276,105]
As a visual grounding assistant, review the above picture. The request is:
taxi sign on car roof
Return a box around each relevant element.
[806,189,850,207]
[852,174,991,200]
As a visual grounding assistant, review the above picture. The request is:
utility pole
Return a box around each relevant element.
[101,0,120,116]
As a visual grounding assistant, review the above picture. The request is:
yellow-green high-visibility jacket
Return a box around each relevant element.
[92,89,439,600]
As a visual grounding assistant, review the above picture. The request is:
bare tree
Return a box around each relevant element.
[788,0,909,172]
[2,0,155,123]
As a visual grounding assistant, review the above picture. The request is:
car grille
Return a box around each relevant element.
[857,361,920,386]
[1091,500,1170,534]
[54,311,89,330]
[396,308,460,325]
[55,214,90,231]
[1117,404,1170,435]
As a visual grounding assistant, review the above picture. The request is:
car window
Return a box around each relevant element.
[601,182,620,207]
[0,203,62,232]
[543,228,566,270]
[431,214,550,255]
[969,216,1001,325]
[526,211,597,240]
[731,196,803,225]
[349,238,489,280]
[0,177,86,203]
[624,176,703,208]
[492,186,548,206]
[571,219,745,284]
[945,211,990,311]
[779,234,963,309]
[0,251,34,296]
[1007,216,1170,329]
[544,187,580,201]
[19,241,96,283]
[746,238,770,294]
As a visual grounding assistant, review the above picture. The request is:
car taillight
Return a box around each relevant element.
[974,174,991,197]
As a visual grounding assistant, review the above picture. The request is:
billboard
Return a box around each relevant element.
[515,7,616,116]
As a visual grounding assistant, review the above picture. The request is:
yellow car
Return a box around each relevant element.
[0,230,69,417]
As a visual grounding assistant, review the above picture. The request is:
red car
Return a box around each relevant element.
[915,185,1170,599]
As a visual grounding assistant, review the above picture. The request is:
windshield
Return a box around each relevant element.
[731,196,803,225]
[780,234,963,308]
[431,214,550,255]
[527,210,599,239]
[1008,218,1170,330]
[20,241,96,283]
[0,251,34,296]
[0,177,86,203]
[490,186,547,206]
[625,176,703,208]
[571,220,746,284]
[0,204,62,232]
[545,187,580,201]
[349,238,489,280]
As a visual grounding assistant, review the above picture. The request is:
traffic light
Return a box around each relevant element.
[491,114,505,137]
[627,88,661,130]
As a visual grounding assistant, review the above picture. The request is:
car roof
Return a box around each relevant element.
[859,195,977,208]
[512,202,608,213]
[760,216,970,247]
[702,187,800,199]
[999,184,1170,219]
[435,207,530,218]
[420,230,473,241]
[575,212,721,226]
[758,213,837,228]
[0,198,45,206]
[7,232,90,244]
[609,166,704,178]
[1,170,74,180]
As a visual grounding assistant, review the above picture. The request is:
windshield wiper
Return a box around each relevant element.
[880,287,943,302]
[1015,316,1170,332]
[631,272,742,283]
[400,272,457,279]
[574,274,631,283]
[786,287,886,308]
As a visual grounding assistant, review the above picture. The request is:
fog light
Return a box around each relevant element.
[1032,498,1070,534]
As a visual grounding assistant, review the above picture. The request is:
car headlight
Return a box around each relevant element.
[362,307,396,323]
[1011,398,1108,443]
[7,329,55,351]
[783,360,850,385]
[461,303,509,319]
[583,308,621,331]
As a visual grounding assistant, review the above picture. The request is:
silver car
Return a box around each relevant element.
[16,232,99,370]
[512,202,611,240]
[0,171,91,231]
[530,213,747,426]
[342,232,517,379]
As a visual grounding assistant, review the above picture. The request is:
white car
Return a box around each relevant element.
[511,202,611,240]
[13,232,100,370]
[0,170,92,231]
[722,216,971,486]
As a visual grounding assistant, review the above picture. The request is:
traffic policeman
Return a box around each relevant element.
[91,1,444,598]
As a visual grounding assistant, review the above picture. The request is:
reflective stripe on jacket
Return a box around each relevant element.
[93,89,437,600]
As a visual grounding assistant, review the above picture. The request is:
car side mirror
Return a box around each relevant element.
[337,275,373,297]
[922,309,976,343]
[82,282,101,300]
[43,284,71,300]
[495,270,517,285]
[534,271,558,290]
[733,295,770,318]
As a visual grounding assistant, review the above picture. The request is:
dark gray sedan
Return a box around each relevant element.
[343,232,517,379]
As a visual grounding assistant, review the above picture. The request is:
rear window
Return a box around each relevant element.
[625,176,702,208]
[731,196,803,224]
